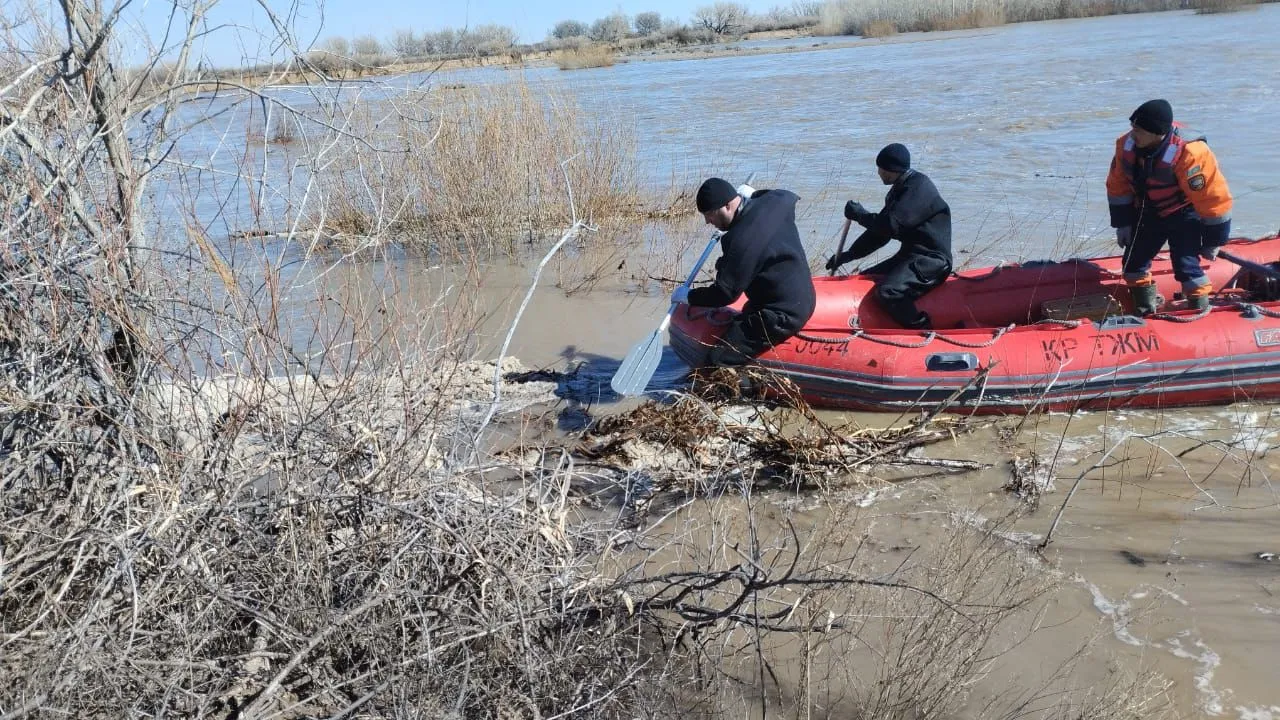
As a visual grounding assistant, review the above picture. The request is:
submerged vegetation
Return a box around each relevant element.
[307,78,654,257]
[553,43,619,69]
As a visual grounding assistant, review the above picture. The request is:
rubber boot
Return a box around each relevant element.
[1184,283,1212,312]
[1129,283,1163,315]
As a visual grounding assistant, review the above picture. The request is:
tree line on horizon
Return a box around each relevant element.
[290,0,1263,74]
[309,2,822,64]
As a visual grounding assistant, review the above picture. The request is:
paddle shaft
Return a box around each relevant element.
[1219,250,1280,282]
[830,218,852,277]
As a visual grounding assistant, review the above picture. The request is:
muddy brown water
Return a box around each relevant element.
[599,407,1280,717]
[161,7,1280,716]
[867,407,1280,717]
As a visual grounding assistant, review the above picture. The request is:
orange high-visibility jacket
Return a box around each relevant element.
[1106,125,1232,225]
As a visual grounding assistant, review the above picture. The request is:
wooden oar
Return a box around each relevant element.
[830,218,852,277]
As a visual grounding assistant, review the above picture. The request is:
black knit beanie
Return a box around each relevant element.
[1130,99,1173,135]
[875,143,911,173]
[695,177,737,213]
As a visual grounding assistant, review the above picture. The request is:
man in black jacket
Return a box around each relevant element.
[675,177,817,367]
[825,144,952,329]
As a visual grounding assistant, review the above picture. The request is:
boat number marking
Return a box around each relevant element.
[794,339,849,356]
[1043,332,1159,362]
[1255,328,1280,347]
[1041,338,1078,363]
[1096,331,1160,356]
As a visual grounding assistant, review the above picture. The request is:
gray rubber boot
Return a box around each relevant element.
[1130,284,1163,315]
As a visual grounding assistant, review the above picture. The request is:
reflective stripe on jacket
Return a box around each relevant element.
[1106,124,1232,225]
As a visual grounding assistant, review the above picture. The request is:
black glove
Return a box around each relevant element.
[825,251,851,271]
[844,200,869,222]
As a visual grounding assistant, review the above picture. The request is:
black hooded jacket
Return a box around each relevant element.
[847,170,952,265]
[686,189,817,329]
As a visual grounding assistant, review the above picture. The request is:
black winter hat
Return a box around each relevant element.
[1130,99,1173,135]
[875,143,911,173]
[695,177,737,213]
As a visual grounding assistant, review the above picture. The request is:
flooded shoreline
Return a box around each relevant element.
[9,2,1280,716]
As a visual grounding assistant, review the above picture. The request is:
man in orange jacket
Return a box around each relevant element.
[1107,99,1233,313]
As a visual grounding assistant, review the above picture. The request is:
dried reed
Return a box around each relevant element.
[553,45,618,69]
[309,78,641,258]
[817,0,1196,36]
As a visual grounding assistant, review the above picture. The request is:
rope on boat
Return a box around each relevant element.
[849,331,938,349]
[1149,299,1280,323]
[793,331,858,344]
[935,324,1016,348]
[792,329,938,348]
[1150,305,1212,323]
[1233,302,1280,319]
[793,322,1023,349]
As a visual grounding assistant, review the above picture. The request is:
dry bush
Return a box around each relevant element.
[861,18,901,36]
[0,53,649,716]
[608,499,1056,718]
[268,119,298,144]
[816,0,1194,36]
[309,78,641,258]
[553,44,618,69]
[922,5,1008,29]
[1190,0,1251,12]
[0,4,654,717]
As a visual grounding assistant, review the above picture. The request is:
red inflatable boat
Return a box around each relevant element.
[670,235,1280,413]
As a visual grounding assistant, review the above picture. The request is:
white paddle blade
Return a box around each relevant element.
[610,328,664,396]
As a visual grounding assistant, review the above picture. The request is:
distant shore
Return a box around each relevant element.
[200,1,1266,89]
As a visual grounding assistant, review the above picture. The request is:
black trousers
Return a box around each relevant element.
[866,252,951,328]
[706,308,801,367]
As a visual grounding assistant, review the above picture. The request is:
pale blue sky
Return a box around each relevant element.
[127,0,787,68]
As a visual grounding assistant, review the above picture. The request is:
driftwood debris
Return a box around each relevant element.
[506,366,987,518]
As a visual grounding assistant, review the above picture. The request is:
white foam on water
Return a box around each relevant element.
[1081,581,1232,715]
[1153,587,1190,607]
[950,510,1043,546]
[1083,581,1144,647]
[1041,432,1101,463]
[1166,632,1225,716]
[1164,413,1219,434]
[1220,410,1280,456]
[1253,605,1280,616]
[1237,706,1280,720]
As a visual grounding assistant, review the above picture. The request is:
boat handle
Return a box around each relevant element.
[925,352,979,372]
[1094,315,1147,330]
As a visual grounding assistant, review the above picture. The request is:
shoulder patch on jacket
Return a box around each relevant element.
[1186,165,1202,177]
[1188,174,1207,191]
